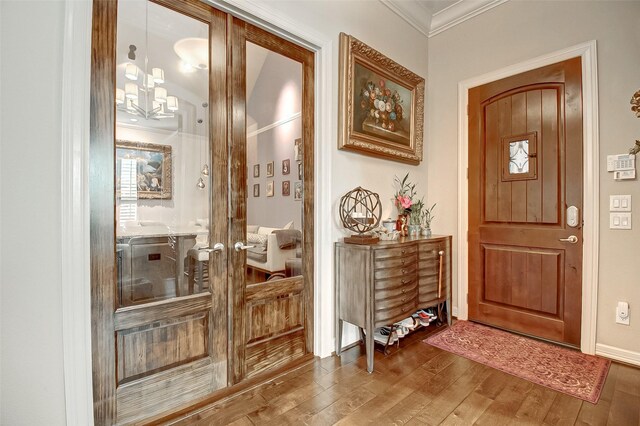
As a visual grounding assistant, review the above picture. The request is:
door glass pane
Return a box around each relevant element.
[245,42,303,284]
[115,0,210,307]
[509,140,529,174]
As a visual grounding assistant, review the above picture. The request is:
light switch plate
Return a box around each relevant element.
[610,195,632,212]
[610,212,632,229]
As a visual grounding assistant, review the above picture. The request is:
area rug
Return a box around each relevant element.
[424,321,610,403]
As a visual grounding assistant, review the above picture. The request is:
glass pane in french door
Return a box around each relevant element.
[115,0,211,307]
[245,41,303,285]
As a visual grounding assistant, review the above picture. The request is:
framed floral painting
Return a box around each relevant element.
[338,33,424,165]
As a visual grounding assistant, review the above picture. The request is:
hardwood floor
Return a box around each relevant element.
[165,326,640,425]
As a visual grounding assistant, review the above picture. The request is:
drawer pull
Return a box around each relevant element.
[402,269,406,274]
[401,260,405,265]
[401,307,406,312]
[401,250,406,254]
[401,298,406,303]
[402,288,406,293]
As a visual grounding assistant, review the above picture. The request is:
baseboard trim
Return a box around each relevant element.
[596,343,640,366]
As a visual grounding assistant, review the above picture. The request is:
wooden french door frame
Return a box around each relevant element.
[91,0,230,422]
[90,0,315,423]
[229,18,315,384]
[456,41,600,354]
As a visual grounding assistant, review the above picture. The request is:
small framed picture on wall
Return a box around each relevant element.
[253,164,260,178]
[297,163,302,180]
[266,180,274,197]
[253,184,260,197]
[282,159,290,175]
[282,180,290,196]
[266,161,274,177]
[294,182,302,201]
[294,138,302,162]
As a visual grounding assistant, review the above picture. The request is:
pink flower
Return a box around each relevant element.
[379,79,385,88]
[401,195,412,209]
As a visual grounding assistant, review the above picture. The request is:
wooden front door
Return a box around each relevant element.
[468,58,583,346]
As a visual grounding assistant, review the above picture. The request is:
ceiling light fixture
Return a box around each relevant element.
[174,37,209,72]
[116,2,179,121]
[117,65,178,120]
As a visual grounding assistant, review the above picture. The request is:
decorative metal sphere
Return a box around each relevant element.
[339,186,382,235]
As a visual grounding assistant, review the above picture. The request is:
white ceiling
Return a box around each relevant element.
[381,0,509,37]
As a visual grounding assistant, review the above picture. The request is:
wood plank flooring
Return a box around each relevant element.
[165,326,640,425]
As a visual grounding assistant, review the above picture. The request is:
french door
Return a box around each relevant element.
[90,0,314,424]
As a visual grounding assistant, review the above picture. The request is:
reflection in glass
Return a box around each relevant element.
[115,0,210,307]
[245,42,303,284]
[509,140,529,174]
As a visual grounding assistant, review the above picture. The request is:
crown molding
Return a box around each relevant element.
[380,0,431,38]
[429,0,509,37]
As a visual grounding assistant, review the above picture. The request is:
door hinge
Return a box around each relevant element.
[466,231,469,241]
[466,167,469,179]
[466,293,469,303]
[467,104,469,116]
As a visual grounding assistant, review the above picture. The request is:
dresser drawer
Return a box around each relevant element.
[374,254,417,270]
[374,299,417,327]
[374,279,417,301]
[374,263,417,281]
[375,288,418,309]
[418,246,443,261]
[374,244,417,261]
[374,275,415,291]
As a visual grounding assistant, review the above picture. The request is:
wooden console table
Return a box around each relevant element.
[335,235,452,373]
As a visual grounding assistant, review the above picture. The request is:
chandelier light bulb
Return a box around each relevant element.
[115,88,125,105]
[143,74,155,90]
[124,63,139,81]
[155,87,167,103]
[166,96,179,112]
[196,177,206,189]
[125,82,138,100]
[152,67,165,84]
[201,164,209,176]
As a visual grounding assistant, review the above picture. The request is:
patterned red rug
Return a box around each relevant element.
[424,321,610,403]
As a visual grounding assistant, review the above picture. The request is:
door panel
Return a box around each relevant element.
[468,58,582,346]
[104,0,228,422]
[230,19,314,384]
[482,245,560,314]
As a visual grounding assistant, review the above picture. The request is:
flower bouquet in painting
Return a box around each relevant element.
[356,75,410,145]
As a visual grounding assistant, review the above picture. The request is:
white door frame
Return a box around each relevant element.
[60,0,333,423]
[456,41,599,354]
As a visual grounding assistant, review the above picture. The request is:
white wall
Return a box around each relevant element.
[0,1,68,425]
[427,1,640,355]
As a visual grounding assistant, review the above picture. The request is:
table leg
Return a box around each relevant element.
[365,326,374,373]
[335,318,343,356]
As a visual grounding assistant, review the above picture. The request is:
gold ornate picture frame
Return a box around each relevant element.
[115,140,172,200]
[338,33,424,165]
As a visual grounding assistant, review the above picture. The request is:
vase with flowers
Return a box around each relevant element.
[393,173,417,236]
[408,199,424,237]
[421,203,436,237]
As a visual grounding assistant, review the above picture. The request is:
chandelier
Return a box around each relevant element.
[115,60,179,120]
